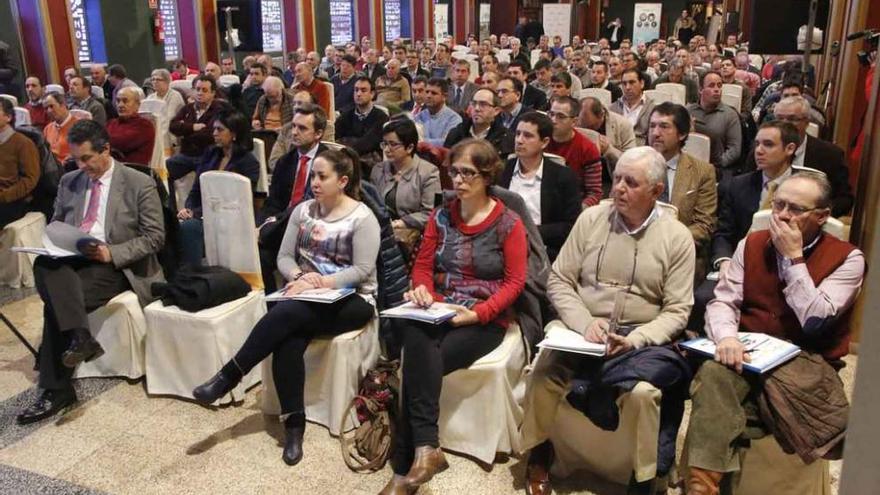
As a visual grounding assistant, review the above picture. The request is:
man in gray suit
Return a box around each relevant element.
[17,120,165,425]
[610,69,655,146]
[446,59,479,114]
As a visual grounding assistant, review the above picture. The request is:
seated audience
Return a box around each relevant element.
[578,96,636,172]
[546,96,603,207]
[24,76,49,129]
[242,63,267,120]
[192,148,380,467]
[444,88,512,156]
[252,76,294,132]
[413,78,463,147]
[290,62,331,115]
[145,68,186,152]
[610,69,655,146]
[499,111,581,262]
[684,171,864,494]
[648,102,718,277]
[586,60,623,102]
[167,75,229,181]
[336,77,389,167]
[0,99,40,228]
[404,49,430,81]
[43,92,81,163]
[374,58,411,109]
[17,120,164,425]
[171,59,200,80]
[331,55,359,114]
[530,60,553,98]
[68,75,107,126]
[687,71,743,179]
[549,72,574,99]
[371,117,441,253]
[106,64,138,107]
[718,55,753,114]
[401,76,427,114]
[522,146,696,495]
[381,139,527,494]
[507,60,547,111]
[747,96,854,217]
[652,59,699,104]
[177,110,259,266]
[90,64,112,101]
[480,70,502,91]
[447,59,479,114]
[106,86,155,166]
[267,90,336,170]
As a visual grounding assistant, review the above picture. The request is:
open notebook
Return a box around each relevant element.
[264,287,355,303]
[380,302,457,325]
[681,333,801,374]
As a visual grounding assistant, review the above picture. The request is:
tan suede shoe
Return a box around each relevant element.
[403,446,449,486]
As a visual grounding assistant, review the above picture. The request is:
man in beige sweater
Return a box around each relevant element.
[522,146,695,495]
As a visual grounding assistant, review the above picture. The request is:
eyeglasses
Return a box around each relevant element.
[379,140,404,149]
[449,165,481,181]
[770,199,823,216]
[547,111,575,120]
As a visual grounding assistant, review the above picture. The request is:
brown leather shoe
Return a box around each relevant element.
[525,461,552,495]
[687,466,722,495]
[378,475,417,495]
[403,446,449,486]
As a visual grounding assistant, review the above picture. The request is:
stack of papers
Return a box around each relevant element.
[264,287,355,303]
[537,328,606,357]
[681,332,801,373]
[11,221,102,258]
[380,302,457,325]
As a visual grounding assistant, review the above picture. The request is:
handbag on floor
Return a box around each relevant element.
[339,358,400,472]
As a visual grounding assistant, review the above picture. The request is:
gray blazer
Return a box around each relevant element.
[446,81,479,113]
[53,161,166,305]
[370,155,441,230]
[609,96,655,146]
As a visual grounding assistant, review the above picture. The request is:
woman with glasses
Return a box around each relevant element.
[380,139,528,495]
[370,117,441,257]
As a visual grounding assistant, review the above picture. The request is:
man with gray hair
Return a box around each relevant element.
[521,146,696,495]
[746,96,853,216]
[145,68,185,152]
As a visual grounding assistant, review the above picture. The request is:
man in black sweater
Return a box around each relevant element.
[335,76,389,172]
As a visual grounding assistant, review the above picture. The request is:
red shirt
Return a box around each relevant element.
[171,68,200,81]
[107,115,156,166]
[25,101,49,130]
[546,131,603,206]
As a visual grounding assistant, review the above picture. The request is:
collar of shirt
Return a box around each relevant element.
[53,113,74,129]
[0,125,14,145]
[514,157,544,180]
[762,166,793,190]
[793,136,808,165]
[470,124,491,140]
[504,103,523,123]
[614,205,661,236]
[302,143,320,161]
[667,153,680,171]
[97,159,116,186]
[622,95,645,114]
[355,104,374,120]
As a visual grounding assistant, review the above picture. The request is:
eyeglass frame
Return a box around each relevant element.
[448,164,483,182]
[770,198,826,216]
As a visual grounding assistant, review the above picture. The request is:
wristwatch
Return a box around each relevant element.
[790,256,805,265]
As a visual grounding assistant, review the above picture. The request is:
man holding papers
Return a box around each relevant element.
[18,120,165,425]
[684,172,865,495]
[521,147,696,495]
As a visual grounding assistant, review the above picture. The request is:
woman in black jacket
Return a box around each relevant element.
[177,110,260,265]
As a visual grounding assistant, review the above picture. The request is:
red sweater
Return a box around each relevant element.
[412,198,528,325]
[546,131,603,207]
[25,101,49,130]
[107,115,156,166]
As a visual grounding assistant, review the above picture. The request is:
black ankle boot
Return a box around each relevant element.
[282,413,305,466]
[192,370,239,404]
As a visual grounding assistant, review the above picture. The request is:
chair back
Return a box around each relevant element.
[721,91,742,112]
[91,85,104,99]
[139,98,167,116]
[654,83,686,105]
[185,74,197,82]
[530,49,542,67]
[200,171,262,288]
[644,89,673,105]
[252,137,269,194]
[322,81,336,122]
[750,209,848,240]
[170,80,192,98]
[138,112,167,180]
[70,109,93,120]
[0,94,17,106]
[749,54,765,70]
[576,127,601,149]
[806,122,820,138]
[683,132,711,163]
[218,74,240,87]
[579,87,612,109]
[13,107,31,127]
[45,84,64,95]
[322,140,346,151]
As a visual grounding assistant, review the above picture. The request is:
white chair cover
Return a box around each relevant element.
[540,322,665,485]
[73,291,148,379]
[748,54,765,70]
[655,83,687,105]
[14,107,30,127]
[173,171,196,211]
[438,323,527,464]
[144,171,267,403]
[0,212,45,288]
[261,315,381,435]
[137,112,166,182]
[45,84,64,95]
[185,74,197,81]
[69,109,93,120]
[218,74,240,87]
[751,210,847,240]
[0,94,17,106]
[579,88,612,109]
[683,133,711,163]
[531,49,542,67]
[644,89,673,105]
[170,80,192,99]
[721,86,742,111]
[91,85,104,99]
[322,140,346,151]
[806,122,820,138]
[139,98,167,116]
[252,138,269,194]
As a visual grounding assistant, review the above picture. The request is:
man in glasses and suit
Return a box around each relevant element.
[521,146,696,495]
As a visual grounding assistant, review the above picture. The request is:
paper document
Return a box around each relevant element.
[264,287,356,303]
[537,328,606,357]
[11,221,102,258]
[380,302,457,325]
[681,332,801,374]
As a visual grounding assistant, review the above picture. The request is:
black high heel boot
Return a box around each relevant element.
[282,413,305,466]
[192,360,243,404]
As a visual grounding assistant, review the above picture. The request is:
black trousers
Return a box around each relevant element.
[33,256,131,390]
[232,295,374,415]
[688,278,718,334]
[391,319,504,475]
[0,200,28,229]
[258,245,279,293]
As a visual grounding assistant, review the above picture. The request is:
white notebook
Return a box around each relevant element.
[264,287,355,303]
[537,328,606,357]
[380,302,458,325]
[681,333,801,374]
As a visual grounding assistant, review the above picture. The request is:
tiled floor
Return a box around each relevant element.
[0,293,851,494]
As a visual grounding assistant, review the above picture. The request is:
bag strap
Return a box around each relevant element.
[340,395,393,472]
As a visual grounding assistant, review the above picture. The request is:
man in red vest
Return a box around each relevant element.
[684,171,865,494]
